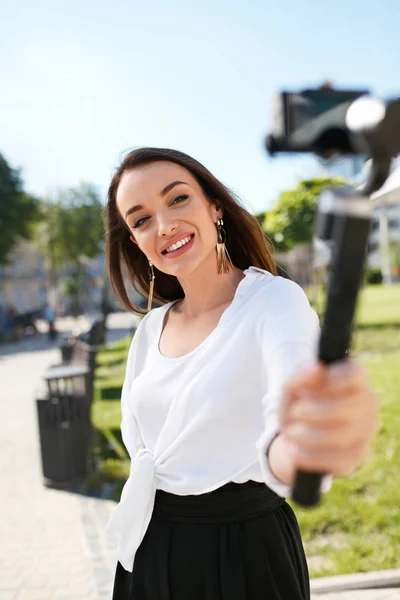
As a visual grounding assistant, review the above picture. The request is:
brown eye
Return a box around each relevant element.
[132,194,187,229]
[171,194,188,204]
[132,216,148,228]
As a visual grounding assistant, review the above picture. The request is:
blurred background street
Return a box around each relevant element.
[1,0,400,598]
[0,312,137,600]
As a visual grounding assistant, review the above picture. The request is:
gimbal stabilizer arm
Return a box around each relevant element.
[266,89,400,507]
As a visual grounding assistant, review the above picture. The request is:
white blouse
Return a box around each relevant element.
[106,266,332,572]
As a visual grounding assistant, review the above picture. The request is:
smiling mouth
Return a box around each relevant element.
[162,234,195,255]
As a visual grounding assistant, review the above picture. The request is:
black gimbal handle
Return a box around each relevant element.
[264,87,399,507]
[291,188,372,507]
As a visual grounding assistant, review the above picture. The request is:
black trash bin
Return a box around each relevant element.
[60,338,75,363]
[36,392,93,487]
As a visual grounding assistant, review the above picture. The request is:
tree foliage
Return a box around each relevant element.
[36,183,105,311]
[38,182,104,269]
[0,153,40,264]
[260,177,345,253]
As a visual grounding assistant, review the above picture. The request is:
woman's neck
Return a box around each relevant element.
[173,260,245,319]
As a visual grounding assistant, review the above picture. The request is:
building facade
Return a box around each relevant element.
[0,242,47,313]
[0,241,113,318]
[368,205,400,274]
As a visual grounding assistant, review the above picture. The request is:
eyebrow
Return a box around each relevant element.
[124,180,189,219]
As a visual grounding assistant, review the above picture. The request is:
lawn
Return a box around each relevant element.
[297,282,400,577]
[89,337,131,498]
[294,343,400,577]
[92,283,400,578]
[356,284,400,326]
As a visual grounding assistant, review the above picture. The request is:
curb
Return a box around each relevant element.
[310,569,400,594]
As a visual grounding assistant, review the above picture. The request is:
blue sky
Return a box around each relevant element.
[1,0,399,213]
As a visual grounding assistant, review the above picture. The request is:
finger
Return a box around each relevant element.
[287,392,366,427]
[283,362,325,398]
[284,413,375,450]
[324,358,370,393]
[285,358,368,397]
[281,361,372,428]
[280,364,325,426]
[288,438,371,477]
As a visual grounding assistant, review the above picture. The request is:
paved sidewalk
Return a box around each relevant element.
[313,590,400,599]
[1,312,398,600]
[311,568,400,599]
[0,313,136,600]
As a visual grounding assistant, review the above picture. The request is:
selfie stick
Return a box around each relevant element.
[291,185,371,506]
[267,94,399,507]
[292,98,398,506]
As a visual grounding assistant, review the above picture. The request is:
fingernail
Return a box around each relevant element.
[285,424,306,440]
[327,361,349,382]
[298,390,315,401]
[282,435,298,457]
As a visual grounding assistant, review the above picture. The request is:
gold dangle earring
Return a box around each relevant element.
[147,261,155,312]
[216,217,234,274]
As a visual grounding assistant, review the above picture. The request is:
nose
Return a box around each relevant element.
[156,212,179,237]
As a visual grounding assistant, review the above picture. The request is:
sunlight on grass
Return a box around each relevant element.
[296,283,400,577]
[294,349,400,577]
[92,399,122,430]
[356,284,400,326]
[90,336,130,498]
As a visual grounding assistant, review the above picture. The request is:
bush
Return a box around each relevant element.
[365,268,383,285]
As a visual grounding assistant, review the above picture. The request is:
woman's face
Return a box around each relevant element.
[116,160,222,278]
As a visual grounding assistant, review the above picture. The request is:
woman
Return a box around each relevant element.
[104,147,379,600]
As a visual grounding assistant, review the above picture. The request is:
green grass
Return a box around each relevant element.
[93,334,130,428]
[293,345,400,577]
[93,284,400,578]
[306,282,400,327]
[89,334,131,497]
[299,283,400,577]
[356,284,400,326]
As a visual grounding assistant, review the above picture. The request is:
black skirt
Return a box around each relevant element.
[112,481,310,600]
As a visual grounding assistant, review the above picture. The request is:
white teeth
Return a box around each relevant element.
[165,235,193,253]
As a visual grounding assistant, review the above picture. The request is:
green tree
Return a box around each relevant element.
[37,182,104,311]
[0,153,40,264]
[36,200,64,292]
[260,177,345,252]
[53,182,104,264]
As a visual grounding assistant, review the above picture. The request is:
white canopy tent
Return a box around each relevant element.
[370,165,400,283]
[371,165,400,206]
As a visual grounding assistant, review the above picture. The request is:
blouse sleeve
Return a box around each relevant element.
[256,281,333,498]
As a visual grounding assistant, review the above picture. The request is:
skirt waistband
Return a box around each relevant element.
[152,481,285,524]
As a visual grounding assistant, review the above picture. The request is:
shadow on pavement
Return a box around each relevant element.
[0,322,134,358]
[0,331,71,358]
[40,468,125,503]
[106,327,133,345]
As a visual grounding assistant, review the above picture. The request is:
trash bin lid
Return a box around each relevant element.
[43,365,90,380]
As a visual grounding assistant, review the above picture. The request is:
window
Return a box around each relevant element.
[368,242,378,253]
[389,218,400,229]
[371,220,380,232]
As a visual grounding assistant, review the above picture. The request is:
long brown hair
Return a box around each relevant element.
[104,147,277,315]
